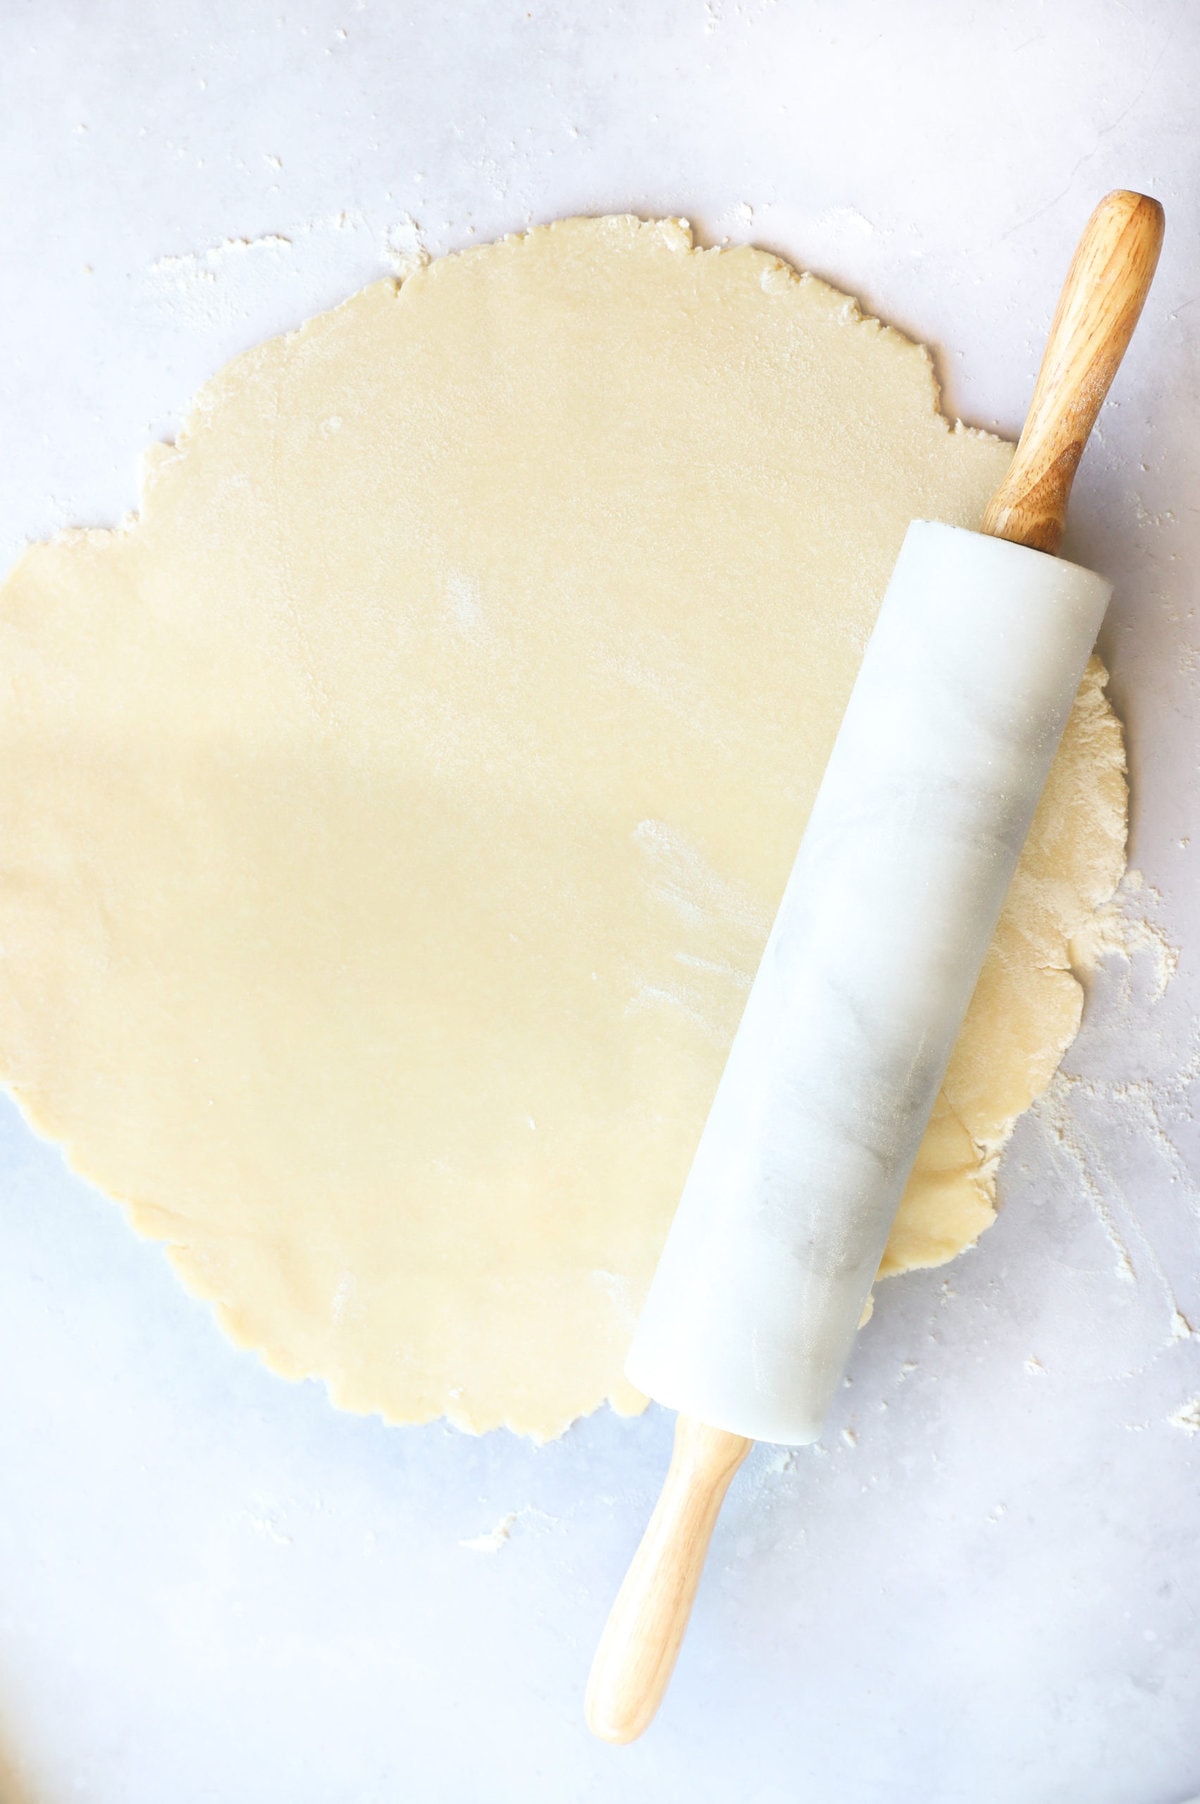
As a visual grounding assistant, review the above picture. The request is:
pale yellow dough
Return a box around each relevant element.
[0,217,1126,1438]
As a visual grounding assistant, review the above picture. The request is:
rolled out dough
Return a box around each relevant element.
[0,217,1126,1439]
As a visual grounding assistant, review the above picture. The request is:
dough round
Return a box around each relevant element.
[0,217,1125,1438]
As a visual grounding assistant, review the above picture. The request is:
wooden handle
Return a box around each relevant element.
[586,1415,753,1744]
[981,189,1163,553]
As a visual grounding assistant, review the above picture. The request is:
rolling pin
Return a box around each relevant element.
[586,190,1164,1744]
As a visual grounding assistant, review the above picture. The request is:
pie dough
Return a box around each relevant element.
[0,217,1126,1439]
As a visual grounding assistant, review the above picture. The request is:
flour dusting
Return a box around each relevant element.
[459,1511,518,1553]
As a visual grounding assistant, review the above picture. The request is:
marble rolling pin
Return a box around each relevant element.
[586,189,1164,1744]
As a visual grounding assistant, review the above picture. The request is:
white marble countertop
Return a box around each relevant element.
[1,5,1198,1801]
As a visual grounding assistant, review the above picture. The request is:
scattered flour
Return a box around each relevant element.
[1035,865,1198,1347]
[457,1506,556,1552]
[1071,867,1180,1001]
[1167,1398,1200,1436]
[459,1511,519,1553]
[143,210,423,333]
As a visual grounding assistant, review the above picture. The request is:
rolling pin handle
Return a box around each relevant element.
[585,1415,753,1744]
[981,189,1164,554]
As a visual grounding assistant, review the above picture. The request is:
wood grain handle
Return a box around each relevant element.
[981,189,1163,553]
[586,1415,753,1744]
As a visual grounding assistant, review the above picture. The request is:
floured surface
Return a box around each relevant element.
[0,216,1125,1438]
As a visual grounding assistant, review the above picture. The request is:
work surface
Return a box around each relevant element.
[1,5,1198,1802]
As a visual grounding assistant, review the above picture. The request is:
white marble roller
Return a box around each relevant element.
[626,520,1112,1445]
